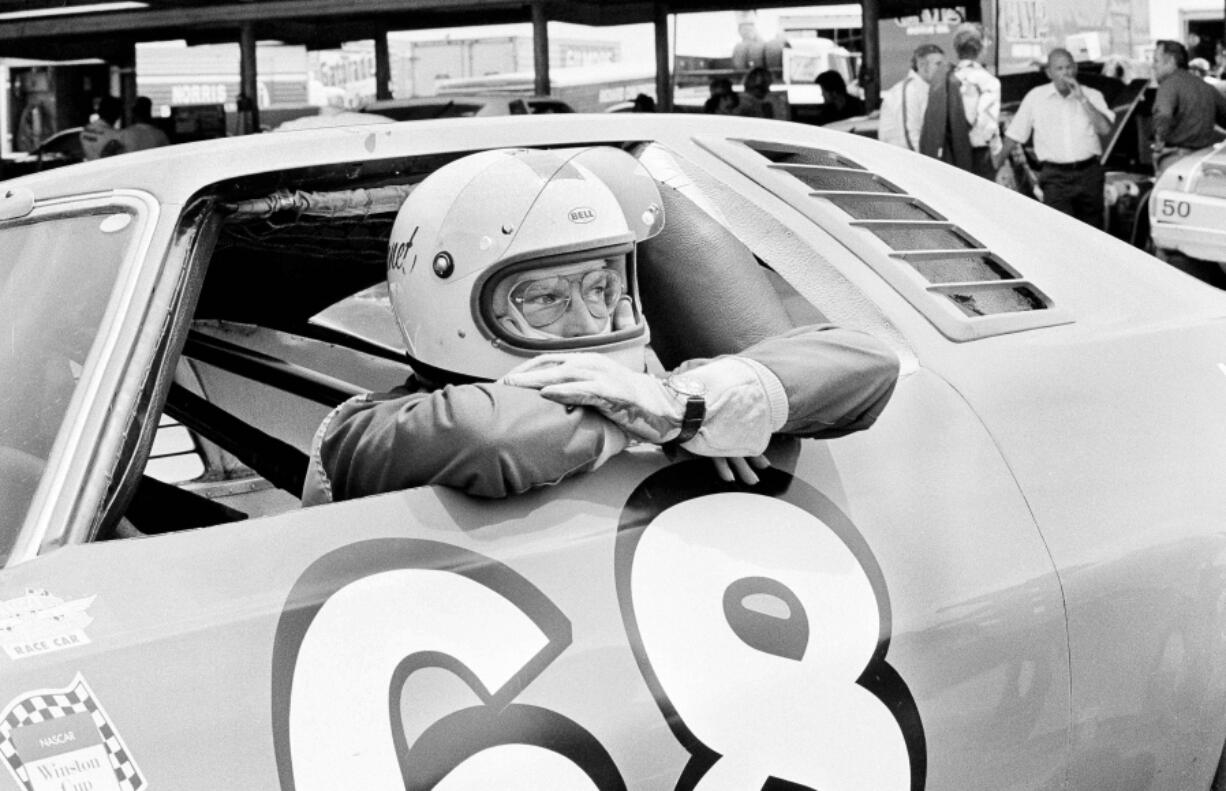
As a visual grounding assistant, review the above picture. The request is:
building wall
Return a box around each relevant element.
[310,35,617,105]
[1150,0,1220,41]
[137,42,309,113]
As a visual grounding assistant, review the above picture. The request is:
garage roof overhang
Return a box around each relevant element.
[0,0,947,61]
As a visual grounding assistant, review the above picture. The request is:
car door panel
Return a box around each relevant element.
[0,365,1066,791]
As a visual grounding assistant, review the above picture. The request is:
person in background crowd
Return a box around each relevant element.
[735,67,776,119]
[1151,40,1226,175]
[1190,57,1211,78]
[1187,32,1215,64]
[632,94,657,113]
[80,95,125,160]
[951,23,1002,179]
[997,48,1114,229]
[120,96,170,152]
[879,44,945,152]
[813,71,865,125]
[703,77,738,114]
[919,47,973,171]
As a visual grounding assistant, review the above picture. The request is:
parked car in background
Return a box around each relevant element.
[0,126,83,179]
[360,94,573,121]
[1148,142,1226,288]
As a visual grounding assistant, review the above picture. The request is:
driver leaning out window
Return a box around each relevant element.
[301,146,900,504]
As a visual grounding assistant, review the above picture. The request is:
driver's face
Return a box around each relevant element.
[510,259,622,339]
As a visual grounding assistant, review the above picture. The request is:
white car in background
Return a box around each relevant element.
[1149,142,1226,284]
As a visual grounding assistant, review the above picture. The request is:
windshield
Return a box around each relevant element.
[0,207,139,563]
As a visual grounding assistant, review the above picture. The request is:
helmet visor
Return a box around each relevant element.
[478,244,645,350]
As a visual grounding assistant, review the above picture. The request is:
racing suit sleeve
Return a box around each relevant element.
[712,323,900,440]
[312,382,625,502]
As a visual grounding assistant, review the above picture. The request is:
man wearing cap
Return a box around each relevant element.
[997,48,1114,228]
[1150,40,1226,175]
[951,23,1001,180]
[302,147,900,504]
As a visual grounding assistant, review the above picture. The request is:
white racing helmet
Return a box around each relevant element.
[387,146,665,382]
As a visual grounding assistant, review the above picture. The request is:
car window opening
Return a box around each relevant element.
[104,142,856,541]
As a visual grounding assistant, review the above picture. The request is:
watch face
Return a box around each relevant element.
[668,375,707,398]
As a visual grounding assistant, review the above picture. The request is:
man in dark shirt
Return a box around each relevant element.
[1151,39,1226,174]
[813,71,865,125]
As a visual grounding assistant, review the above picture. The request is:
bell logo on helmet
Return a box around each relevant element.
[568,207,596,224]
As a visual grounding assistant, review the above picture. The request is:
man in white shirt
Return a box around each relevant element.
[998,48,1114,228]
[952,23,1001,179]
[879,44,945,152]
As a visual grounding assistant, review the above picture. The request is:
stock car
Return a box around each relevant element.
[2,113,1226,791]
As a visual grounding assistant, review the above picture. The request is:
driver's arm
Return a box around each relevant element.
[307,382,625,503]
[684,323,900,443]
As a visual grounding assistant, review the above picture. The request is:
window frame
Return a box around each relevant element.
[6,190,163,565]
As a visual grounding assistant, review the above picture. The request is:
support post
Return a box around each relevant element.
[239,21,259,134]
[532,0,550,96]
[861,0,881,111]
[654,2,672,111]
[374,30,392,100]
[116,42,137,126]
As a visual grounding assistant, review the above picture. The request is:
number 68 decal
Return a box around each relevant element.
[272,463,925,790]
[270,540,624,791]
[616,463,925,790]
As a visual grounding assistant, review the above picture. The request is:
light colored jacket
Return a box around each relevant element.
[879,71,928,151]
[953,59,1002,152]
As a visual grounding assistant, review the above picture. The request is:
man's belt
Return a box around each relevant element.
[1042,157,1099,171]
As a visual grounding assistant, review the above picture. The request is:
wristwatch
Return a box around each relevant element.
[664,375,707,443]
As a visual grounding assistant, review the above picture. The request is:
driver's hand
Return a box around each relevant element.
[712,454,771,485]
[502,353,682,444]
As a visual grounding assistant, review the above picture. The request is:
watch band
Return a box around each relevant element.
[675,395,705,443]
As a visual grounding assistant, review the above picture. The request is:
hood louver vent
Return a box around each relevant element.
[700,137,1072,341]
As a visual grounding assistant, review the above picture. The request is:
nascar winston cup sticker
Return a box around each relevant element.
[0,675,144,791]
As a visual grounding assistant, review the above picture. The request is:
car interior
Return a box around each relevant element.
[100,142,830,541]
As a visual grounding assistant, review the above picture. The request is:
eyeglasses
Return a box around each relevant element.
[509,269,624,328]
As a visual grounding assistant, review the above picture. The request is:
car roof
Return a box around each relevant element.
[6,113,1225,336]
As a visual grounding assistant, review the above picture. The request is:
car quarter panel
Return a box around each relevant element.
[942,322,1226,791]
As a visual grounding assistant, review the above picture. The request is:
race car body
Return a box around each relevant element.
[2,113,1226,790]
[1149,141,1226,267]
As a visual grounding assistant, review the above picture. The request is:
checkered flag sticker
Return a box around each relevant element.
[0,674,144,791]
